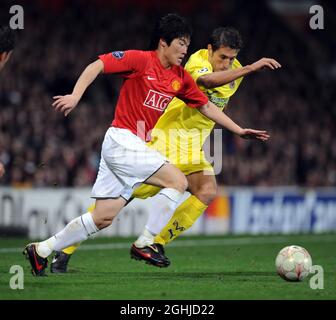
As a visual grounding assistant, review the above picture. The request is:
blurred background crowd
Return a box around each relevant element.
[0,0,335,188]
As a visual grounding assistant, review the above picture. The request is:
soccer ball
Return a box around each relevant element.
[275,245,312,282]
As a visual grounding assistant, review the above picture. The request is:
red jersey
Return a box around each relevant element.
[98,50,208,141]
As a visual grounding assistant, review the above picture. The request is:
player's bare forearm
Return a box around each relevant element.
[72,59,104,100]
[52,59,104,116]
[197,58,281,89]
[198,101,270,141]
[197,66,252,88]
[199,101,243,135]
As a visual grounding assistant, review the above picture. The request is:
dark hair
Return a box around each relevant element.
[149,13,192,50]
[0,25,16,53]
[209,27,243,51]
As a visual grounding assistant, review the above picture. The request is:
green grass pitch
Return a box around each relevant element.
[0,234,335,300]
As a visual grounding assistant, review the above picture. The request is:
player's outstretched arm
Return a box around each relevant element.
[197,58,281,89]
[52,59,104,116]
[198,101,270,141]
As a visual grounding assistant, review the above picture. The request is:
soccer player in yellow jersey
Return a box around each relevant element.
[51,27,280,272]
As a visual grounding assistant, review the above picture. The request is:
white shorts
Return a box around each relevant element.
[91,127,167,200]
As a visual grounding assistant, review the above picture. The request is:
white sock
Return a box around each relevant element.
[134,228,154,248]
[37,212,98,258]
[135,188,184,248]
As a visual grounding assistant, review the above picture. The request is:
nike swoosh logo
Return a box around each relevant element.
[147,76,156,81]
[148,245,159,253]
[33,251,44,271]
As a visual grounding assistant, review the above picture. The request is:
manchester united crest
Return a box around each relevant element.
[171,79,182,91]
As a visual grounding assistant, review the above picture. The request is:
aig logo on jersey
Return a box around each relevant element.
[143,90,173,112]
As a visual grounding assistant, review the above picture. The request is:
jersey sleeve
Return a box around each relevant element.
[186,62,212,82]
[185,59,213,93]
[98,50,148,78]
[177,69,209,108]
[184,51,213,82]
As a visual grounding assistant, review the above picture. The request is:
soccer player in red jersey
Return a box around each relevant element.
[23,14,269,276]
[0,25,16,178]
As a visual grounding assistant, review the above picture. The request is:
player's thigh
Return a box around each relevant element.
[145,163,187,192]
[132,183,161,199]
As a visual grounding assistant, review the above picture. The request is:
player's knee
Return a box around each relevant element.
[91,209,115,230]
[94,217,113,230]
[172,175,188,193]
[194,186,217,205]
[161,171,188,193]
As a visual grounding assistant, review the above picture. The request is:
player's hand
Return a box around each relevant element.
[239,128,270,141]
[0,162,5,178]
[52,94,80,116]
[250,58,281,72]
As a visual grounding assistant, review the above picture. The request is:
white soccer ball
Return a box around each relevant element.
[275,245,312,282]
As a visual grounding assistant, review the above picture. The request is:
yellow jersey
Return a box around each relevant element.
[149,49,243,160]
